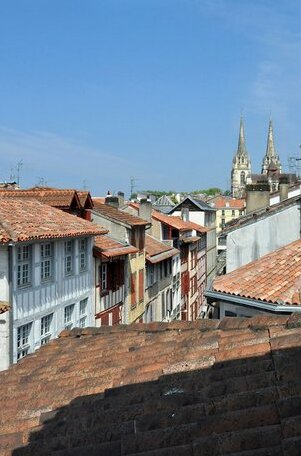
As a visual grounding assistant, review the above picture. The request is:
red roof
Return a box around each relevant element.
[152,210,207,233]
[93,201,150,227]
[208,196,245,209]
[0,187,81,209]
[94,235,138,258]
[0,198,107,243]
[1,316,301,454]
[145,235,179,263]
[213,239,301,305]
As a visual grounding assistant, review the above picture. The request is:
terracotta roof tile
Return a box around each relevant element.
[208,196,245,209]
[1,315,301,454]
[145,235,179,263]
[0,198,107,243]
[94,235,138,258]
[152,210,207,232]
[93,200,150,226]
[0,187,81,208]
[213,239,301,305]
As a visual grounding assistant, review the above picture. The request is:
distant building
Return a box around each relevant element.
[231,118,252,198]
[231,118,297,197]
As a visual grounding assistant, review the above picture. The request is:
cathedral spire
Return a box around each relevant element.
[237,117,247,157]
[261,120,282,174]
[265,119,276,159]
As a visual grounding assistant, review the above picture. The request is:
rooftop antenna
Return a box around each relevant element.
[288,145,301,178]
[16,160,23,186]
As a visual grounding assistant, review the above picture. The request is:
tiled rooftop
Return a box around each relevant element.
[92,200,150,226]
[213,239,301,305]
[0,188,81,208]
[152,210,207,233]
[2,315,301,454]
[0,198,107,243]
[208,196,245,209]
[145,235,179,263]
[94,235,138,258]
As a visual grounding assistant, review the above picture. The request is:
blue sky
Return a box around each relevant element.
[0,0,301,196]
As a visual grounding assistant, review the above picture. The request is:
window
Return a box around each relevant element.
[40,242,53,282]
[79,298,88,328]
[147,263,155,287]
[232,210,235,216]
[79,238,87,272]
[100,263,107,291]
[41,313,53,345]
[17,245,32,287]
[64,304,75,330]
[64,240,74,275]
[240,171,246,185]
[17,323,32,360]
[221,210,225,216]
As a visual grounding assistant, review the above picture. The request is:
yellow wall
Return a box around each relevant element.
[216,208,245,233]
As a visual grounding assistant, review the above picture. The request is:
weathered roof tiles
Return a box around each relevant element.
[0,198,107,243]
[2,315,301,454]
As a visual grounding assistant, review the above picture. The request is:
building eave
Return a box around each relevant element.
[205,289,301,313]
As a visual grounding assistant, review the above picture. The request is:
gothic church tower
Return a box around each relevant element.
[261,120,282,174]
[231,118,252,198]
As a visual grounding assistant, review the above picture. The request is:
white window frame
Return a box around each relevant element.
[79,238,87,272]
[41,313,53,345]
[64,240,74,276]
[17,322,32,360]
[64,304,75,330]
[79,298,88,328]
[17,244,32,287]
[40,242,54,282]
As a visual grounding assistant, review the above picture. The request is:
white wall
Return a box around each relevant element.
[11,237,94,364]
[226,205,300,272]
[219,301,266,318]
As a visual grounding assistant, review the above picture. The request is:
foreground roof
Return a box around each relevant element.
[2,315,301,455]
[0,198,107,243]
[213,239,301,306]
[92,200,150,227]
[94,235,138,258]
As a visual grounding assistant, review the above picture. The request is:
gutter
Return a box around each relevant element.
[204,288,301,313]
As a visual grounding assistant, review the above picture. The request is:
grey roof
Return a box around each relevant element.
[168,195,216,213]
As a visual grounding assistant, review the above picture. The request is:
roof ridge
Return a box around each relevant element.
[58,315,291,339]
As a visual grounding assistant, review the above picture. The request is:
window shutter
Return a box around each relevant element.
[139,269,144,302]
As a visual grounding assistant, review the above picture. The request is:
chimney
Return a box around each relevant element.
[139,198,152,223]
[181,206,189,222]
[117,191,125,207]
[279,176,289,201]
[246,183,270,214]
[105,195,119,209]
